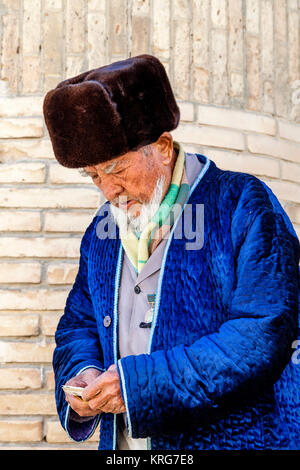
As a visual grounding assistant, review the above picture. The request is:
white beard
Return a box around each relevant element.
[110,176,165,236]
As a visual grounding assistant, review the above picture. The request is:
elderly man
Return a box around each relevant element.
[43,54,300,450]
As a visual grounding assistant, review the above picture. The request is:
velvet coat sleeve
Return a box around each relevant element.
[117,176,300,439]
[53,216,105,442]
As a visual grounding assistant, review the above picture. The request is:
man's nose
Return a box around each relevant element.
[100,176,123,202]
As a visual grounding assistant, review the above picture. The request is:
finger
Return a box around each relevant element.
[82,366,121,401]
[64,377,87,388]
[88,393,110,411]
[65,393,84,408]
[82,374,107,401]
[88,387,123,412]
[101,397,126,414]
[65,394,96,417]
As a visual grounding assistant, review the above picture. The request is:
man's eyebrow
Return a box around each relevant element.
[103,159,130,174]
[79,160,130,177]
[103,161,118,174]
[78,168,91,177]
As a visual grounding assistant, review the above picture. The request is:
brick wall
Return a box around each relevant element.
[0,0,299,449]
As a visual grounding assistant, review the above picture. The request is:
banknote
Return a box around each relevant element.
[62,385,85,398]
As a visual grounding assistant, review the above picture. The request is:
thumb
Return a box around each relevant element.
[82,373,105,401]
[65,377,87,388]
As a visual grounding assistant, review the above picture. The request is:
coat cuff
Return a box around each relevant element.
[65,405,101,442]
[117,358,133,438]
[65,365,105,442]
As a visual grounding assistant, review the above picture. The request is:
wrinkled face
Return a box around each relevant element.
[82,133,176,219]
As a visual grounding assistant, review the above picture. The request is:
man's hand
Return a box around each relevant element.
[82,364,126,414]
[63,368,103,418]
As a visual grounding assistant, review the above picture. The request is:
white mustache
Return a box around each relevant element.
[111,195,142,207]
[110,176,165,234]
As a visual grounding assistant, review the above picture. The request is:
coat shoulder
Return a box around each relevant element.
[197,156,274,213]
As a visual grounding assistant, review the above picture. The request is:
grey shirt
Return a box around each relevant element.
[117,152,204,450]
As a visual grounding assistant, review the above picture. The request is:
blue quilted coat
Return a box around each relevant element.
[53,153,300,450]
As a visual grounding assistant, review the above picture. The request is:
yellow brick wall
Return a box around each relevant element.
[0,0,299,449]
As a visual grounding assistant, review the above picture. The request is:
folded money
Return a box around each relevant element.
[62,385,85,398]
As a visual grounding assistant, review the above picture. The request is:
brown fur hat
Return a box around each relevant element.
[43,54,180,168]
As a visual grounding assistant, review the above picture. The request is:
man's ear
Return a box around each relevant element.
[153,132,174,165]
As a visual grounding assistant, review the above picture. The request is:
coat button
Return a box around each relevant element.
[134,285,141,294]
[103,315,112,328]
